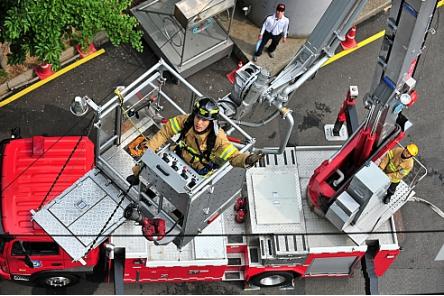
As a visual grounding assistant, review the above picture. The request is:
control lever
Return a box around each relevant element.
[171,160,179,171]
[188,178,197,188]
[127,109,140,119]
[180,167,189,180]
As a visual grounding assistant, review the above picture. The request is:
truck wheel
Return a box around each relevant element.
[36,273,79,288]
[249,271,293,287]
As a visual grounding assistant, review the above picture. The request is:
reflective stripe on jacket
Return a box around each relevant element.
[379,147,414,183]
[146,114,248,171]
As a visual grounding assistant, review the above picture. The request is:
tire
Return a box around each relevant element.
[249,271,294,288]
[35,273,79,288]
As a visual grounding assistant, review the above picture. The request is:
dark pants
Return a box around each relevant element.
[255,31,283,56]
[384,182,400,203]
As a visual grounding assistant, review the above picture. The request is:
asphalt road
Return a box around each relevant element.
[1,9,444,295]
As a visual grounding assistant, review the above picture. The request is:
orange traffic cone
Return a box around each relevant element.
[34,63,54,80]
[226,61,243,84]
[341,26,358,50]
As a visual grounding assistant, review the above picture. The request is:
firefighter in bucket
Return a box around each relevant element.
[126,97,263,185]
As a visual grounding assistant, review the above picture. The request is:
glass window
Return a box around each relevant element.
[12,241,59,256]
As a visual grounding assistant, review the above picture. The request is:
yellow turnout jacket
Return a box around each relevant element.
[146,114,248,171]
[379,147,414,183]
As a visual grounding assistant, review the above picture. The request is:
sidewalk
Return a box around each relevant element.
[220,0,390,76]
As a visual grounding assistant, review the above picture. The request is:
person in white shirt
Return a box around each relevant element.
[253,3,289,62]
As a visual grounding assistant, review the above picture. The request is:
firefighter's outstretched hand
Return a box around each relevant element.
[246,152,264,167]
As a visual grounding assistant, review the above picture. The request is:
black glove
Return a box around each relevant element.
[126,175,140,186]
[245,152,264,167]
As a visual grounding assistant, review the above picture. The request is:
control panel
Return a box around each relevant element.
[140,148,202,193]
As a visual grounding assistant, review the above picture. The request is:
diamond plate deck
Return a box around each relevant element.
[146,240,194,263]
[101,146,135,179]
[111,215,227,261]
[295,148,398,248]
[32,169,131,261]
[223,205,246,236]
[252,168,302,224]
[246,166,306,235]
[250,147,398,249]
[194,215,226,259]
[69,197,125,246]
[295,148,338,178]
[343,181,411,244]
[48,177,107,226]
[111,222,149,258]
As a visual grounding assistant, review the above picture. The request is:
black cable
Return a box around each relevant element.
[5,227,444,238]
[83,184,134,257]
[164,217,184,236]
[8,48,151,190]
[1,113,96,195]
[37,136,84,210]
[36,114,96,211]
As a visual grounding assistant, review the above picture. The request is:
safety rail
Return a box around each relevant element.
[375,143,427,191]
[398,144,427,190]
[85,59,257,248]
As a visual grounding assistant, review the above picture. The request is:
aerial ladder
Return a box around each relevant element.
[29,0,436,278]
[222,0,436,243]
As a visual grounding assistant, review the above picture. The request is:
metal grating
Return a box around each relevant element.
[294,148,399,248]
[101,146,136,179]
[230,146,398,251]
[295,148,338,178]
[258,148,297,167]
[32,169,131,261]
[48,177,107,226]
[223,205,246,236]
[111,222,149,258]
[194,215,226,260]
[343,181,411,245]
[274,234,305,256]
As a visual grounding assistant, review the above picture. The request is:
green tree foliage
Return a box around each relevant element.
[1,0,143,69]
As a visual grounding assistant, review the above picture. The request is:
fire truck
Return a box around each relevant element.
[0,0,436,292]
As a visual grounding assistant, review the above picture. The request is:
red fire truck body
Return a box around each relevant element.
[0,137,100,285]
[0,0,436,290]
[0,136,400,288]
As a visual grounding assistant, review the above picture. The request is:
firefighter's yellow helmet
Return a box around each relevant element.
[406,143,419,156]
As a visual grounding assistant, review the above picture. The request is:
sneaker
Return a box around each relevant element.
[252,55,258,62]
[383,195,391,204]
[268,51,275,58]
